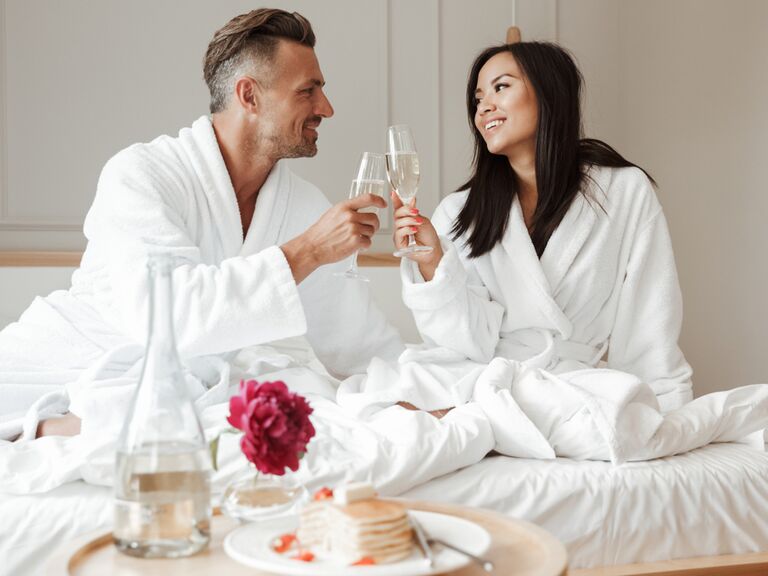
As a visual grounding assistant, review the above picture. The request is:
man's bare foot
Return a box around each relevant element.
[35,412,81,438]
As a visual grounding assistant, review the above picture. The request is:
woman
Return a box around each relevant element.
[392,42,693,413]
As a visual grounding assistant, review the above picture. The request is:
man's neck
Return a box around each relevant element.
[211,113,274,211]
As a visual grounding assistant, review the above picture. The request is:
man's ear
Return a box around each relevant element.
[233,76,261,113]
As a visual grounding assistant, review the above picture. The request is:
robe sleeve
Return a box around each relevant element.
[606,207,693,411]
[85,151,309,358]
[297,261,405,378]
[400,201,505,362]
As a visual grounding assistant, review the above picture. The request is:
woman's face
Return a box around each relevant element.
[473,52,538,159]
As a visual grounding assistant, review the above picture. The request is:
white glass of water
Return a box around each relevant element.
[386,124,433,257]
[335,152,387,282]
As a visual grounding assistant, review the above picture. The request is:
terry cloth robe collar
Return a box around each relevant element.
[179,116,248,259]
[540,172,602,293]
[495,177,600,340]
[241,161,290,256]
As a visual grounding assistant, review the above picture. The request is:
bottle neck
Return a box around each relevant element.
[146,260,180,362]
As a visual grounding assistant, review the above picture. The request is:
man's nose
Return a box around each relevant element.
[317,90,334,118]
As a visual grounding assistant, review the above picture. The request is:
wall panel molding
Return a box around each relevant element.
[0,221,81,231]
[0,0,88,232]
[0,0,6,221]
[0,250,397,268]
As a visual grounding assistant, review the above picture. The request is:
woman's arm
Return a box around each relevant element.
[607,208,693,412]
[394,195,505,362]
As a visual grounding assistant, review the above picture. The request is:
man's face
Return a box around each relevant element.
[256,41,334,159]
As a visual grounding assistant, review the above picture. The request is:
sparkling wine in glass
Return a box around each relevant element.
[335,152,387,282]
[386,124,433,257]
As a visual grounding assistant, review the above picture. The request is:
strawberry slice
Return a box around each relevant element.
[272,533,297,554]
[292,550,315,562]
[313,487,334,501]
[351,556,376,565]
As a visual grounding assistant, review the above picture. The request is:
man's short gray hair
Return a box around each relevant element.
[203,8,316,114]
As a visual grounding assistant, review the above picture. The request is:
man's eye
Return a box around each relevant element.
[302,87,315,95]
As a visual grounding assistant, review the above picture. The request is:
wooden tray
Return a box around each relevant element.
[46,500,567,576]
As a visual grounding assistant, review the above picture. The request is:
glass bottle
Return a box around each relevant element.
[113,255,211,558]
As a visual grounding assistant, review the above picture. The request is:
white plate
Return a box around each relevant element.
[223,509,492,576]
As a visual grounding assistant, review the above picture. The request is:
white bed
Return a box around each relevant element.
[2,261,768,575]
[3,442,767,576]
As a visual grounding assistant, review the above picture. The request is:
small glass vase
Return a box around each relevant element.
[221,464,307,522]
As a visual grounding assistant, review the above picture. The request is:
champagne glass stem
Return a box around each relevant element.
[348,250,360,275]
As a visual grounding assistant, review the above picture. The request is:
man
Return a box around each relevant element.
[0,8,403,441]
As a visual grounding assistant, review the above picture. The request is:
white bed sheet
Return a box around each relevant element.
[403,442,768,568]
[2,442,767,575]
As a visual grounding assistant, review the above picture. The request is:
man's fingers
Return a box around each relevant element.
[347,193,387,210]
[354,212,380,234]
[355,222,377,238]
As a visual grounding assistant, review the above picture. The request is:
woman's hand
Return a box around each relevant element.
[391,191,444,280]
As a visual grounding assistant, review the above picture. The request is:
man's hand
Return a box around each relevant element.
[281,193,387,284]
[35,412,81,438]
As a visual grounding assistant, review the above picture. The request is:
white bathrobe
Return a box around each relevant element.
[338,166,768,463]
[404,166,692,411]
[0,115,403,441]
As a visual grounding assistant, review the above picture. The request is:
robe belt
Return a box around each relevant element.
[497,330,607,370]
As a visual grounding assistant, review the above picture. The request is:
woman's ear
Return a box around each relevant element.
[233,76,260,113]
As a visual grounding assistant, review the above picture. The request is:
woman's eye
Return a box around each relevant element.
[494,83,509,93]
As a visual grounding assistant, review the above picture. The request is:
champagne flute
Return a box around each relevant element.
[334,152,387,282]
[386,124,433,257]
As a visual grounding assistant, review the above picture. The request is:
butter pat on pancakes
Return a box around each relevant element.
[297,483,413,565]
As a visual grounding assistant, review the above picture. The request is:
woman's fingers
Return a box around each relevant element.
[393,215,425,230]
[390,190,403,210]
[393,203,420,219]
[393,226,413,248]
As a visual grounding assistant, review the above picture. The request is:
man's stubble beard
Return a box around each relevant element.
[258,121,318,160]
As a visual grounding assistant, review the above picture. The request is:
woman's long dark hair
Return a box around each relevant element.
[453,42,654,258]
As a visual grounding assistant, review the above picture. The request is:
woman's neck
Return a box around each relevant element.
[508,149,537,229]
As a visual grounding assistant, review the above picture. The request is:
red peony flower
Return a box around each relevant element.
[226,379,315,476]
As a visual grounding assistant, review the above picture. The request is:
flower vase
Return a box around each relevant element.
[222,463,307,522]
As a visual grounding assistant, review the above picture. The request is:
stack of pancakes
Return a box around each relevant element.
[297,493,413,564]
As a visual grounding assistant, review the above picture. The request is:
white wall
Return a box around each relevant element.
[1,1,766,393]
[618,0,768,396]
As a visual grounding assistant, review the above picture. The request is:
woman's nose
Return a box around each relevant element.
[478,96,495,115]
